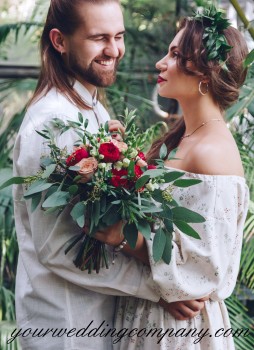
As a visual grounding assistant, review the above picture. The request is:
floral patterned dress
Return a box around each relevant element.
[113,171,249,350]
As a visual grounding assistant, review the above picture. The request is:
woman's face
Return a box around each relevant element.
[156,29,200,101]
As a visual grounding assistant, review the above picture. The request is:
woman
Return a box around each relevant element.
[95,11,249,350]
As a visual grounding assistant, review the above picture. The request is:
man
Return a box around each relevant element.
[13,1,206,349]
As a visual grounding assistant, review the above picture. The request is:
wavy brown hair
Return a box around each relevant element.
[146,17,249,162]
[28,0,120,109]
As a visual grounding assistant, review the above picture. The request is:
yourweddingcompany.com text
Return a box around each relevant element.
[7,320,250,345]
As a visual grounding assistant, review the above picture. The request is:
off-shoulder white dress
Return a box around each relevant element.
[113,170,249,350]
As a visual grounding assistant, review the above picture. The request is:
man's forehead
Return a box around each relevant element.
[78,2,124,34]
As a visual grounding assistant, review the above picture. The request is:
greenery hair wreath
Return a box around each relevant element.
[192,5,233,70]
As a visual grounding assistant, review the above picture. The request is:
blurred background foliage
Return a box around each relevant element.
[0,0,254,349]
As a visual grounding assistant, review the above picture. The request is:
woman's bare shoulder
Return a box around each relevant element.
[184,135,244,177]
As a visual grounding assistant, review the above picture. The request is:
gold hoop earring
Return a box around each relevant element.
[199,81,209,96]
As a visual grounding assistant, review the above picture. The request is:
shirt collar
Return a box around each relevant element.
[73,80,98,108]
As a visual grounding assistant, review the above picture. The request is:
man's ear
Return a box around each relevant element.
[49,28,67,54]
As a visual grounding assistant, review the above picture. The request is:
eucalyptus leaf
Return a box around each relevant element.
[31,192,42,212]
[135,175,150,189]
[36,130,50,139]
[162,232,173,264]
[93,200,100,226]
[153,227,166,262]
[68,185,79,195]
[163,171,185,183]
[159,143,167,159]
[173,179,202,187]
[78,112,84,123]
[244,49,254,68]
[41,164,56,179]
[141,169,165,178]
[42,191,70,208]
[44,185,59,199]
[137,219,151,239]
[69,166,81,171]
[71,202,86,228]
[40,157,55,168]
[104,121,109,133]
[102,206,121,225]
[0,176,25,190]
[123,223,138,249]
[167,147,178,160]
[174,221,201,239]
[128,160,135,178]
[24,180,54,197]
[172,207,206,223]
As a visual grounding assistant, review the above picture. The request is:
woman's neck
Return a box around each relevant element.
[180,97,224,135]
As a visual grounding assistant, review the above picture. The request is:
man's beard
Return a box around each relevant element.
[68,53,119,87]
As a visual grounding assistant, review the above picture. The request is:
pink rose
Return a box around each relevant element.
[136,159,148,167]
[75,157,98,183]
[111,139,128,153]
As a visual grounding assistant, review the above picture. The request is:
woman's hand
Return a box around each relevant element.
[93,221,125,246]
[159,296,210,320]
[93,221,150,265]
[108,119,125,141]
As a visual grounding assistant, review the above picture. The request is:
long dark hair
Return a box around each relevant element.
[146,18,248,162]
[28,0,119,109]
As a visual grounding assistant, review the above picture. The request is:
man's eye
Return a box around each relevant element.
[115,35,124,40]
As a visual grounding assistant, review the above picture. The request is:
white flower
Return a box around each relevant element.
[99,154,105,160]
[90,148,97,157]
[146,182,155,192]
[129,149,138,158]
[104,163,112,172]
[122,158,130,167]
[114,161,123,171]
[98,163,106,169]
[153,183,160,190]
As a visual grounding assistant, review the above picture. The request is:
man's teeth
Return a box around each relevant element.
[97,60,113,66]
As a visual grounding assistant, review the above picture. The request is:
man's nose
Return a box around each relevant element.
[104,39,119,58]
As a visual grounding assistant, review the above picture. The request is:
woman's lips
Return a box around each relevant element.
[157,76,167,84]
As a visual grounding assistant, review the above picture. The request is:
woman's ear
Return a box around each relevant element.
[200,75,210,84]
[49,28,67,54]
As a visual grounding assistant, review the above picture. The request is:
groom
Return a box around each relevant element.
[13,1,207,349]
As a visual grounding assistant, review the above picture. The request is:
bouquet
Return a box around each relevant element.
[1,110,205,273]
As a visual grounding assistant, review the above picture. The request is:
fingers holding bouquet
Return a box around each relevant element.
[108,119,125,141]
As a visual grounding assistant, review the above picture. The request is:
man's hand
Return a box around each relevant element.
[159,297,209,320]
[108,119,125,141]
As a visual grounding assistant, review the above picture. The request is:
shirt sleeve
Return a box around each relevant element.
[13,111,159,303]
[145,175,249,303]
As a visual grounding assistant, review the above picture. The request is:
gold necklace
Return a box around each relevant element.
[181,118,223,140]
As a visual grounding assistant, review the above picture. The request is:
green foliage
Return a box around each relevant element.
[194,5,232,64]
[0,1,254,348]
[0,169,18,322]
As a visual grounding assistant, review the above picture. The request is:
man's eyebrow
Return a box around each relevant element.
[87,31,126,39]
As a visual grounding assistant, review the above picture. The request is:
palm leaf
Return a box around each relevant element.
[0,321,20,350]
[0,22,42,46]
[226,295,254,350]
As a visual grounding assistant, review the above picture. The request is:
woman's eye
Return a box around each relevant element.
[172,51,179,58]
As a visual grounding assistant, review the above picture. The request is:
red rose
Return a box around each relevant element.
[99,142,120,163]
[137,152,146,160]
[66,147,89,166]
[111,168,132,188]
[134,165,143,179]
[148,164,157,170]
